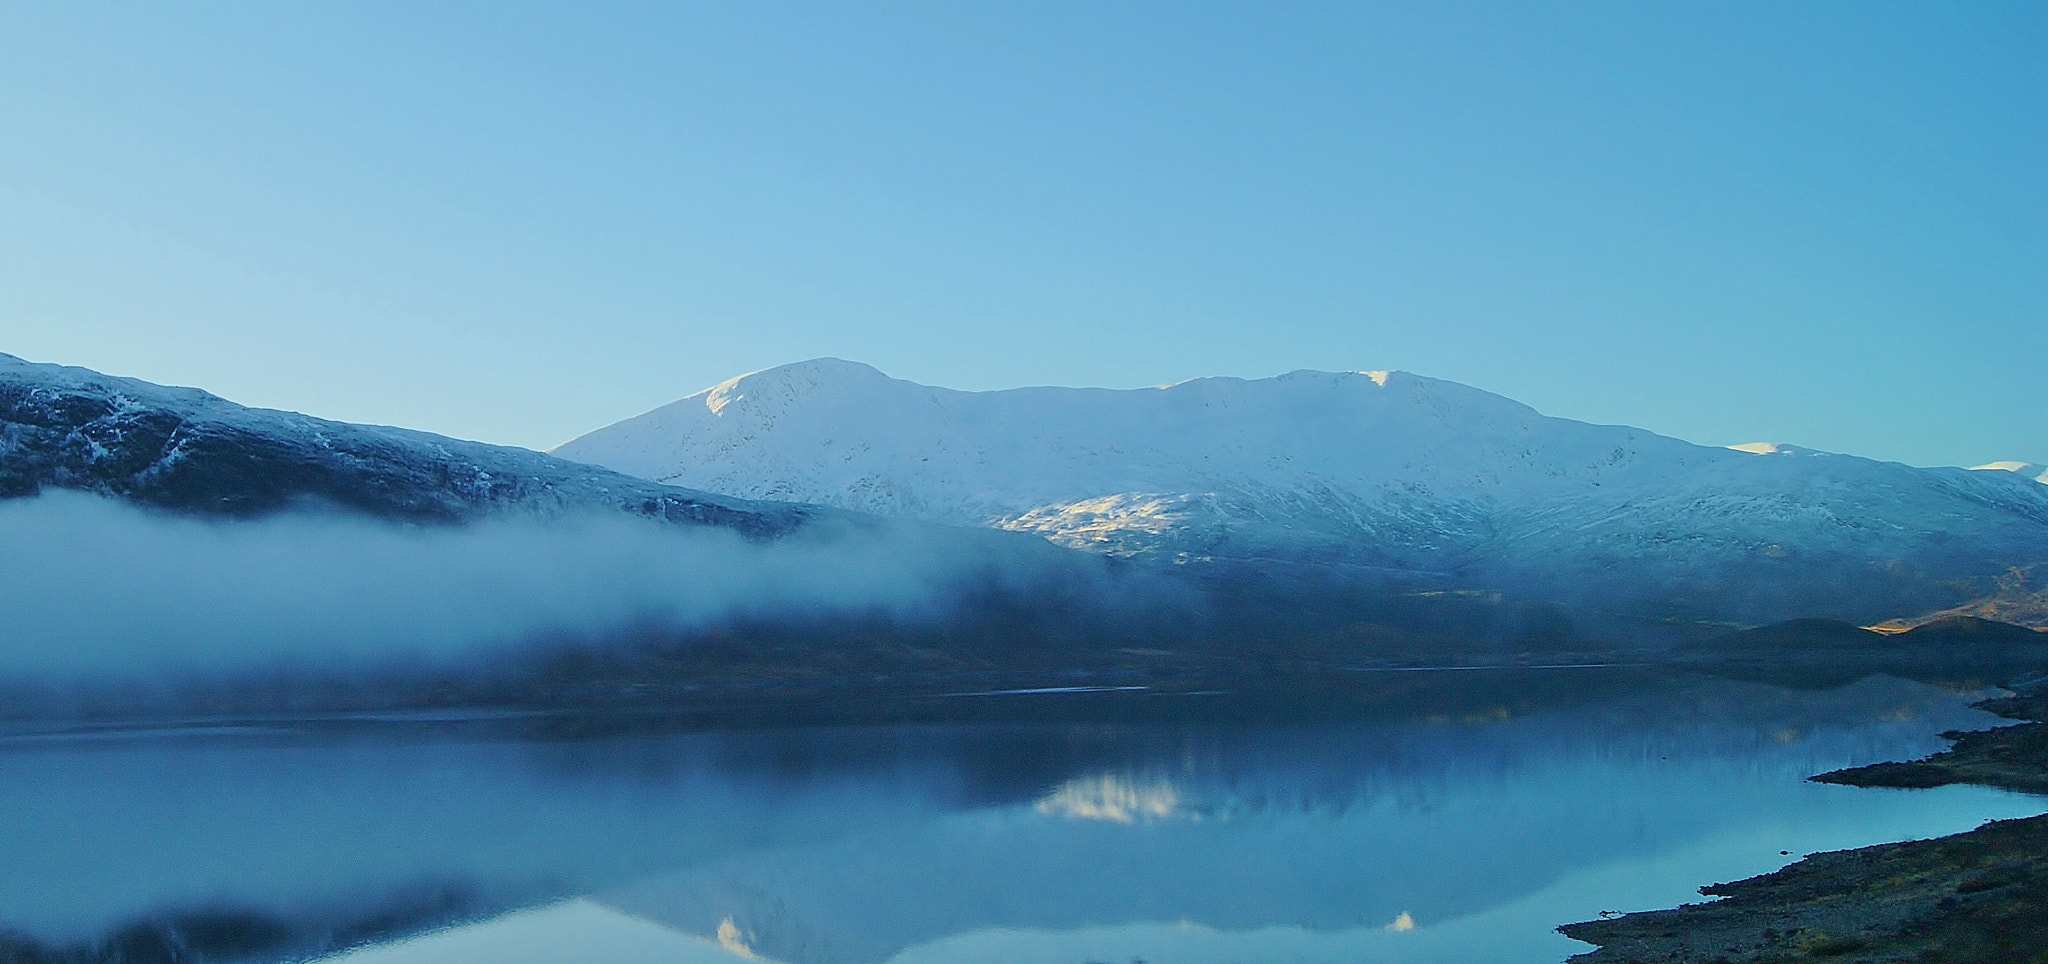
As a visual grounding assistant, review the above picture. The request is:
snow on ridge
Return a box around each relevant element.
[553,360,1726,559]
[551,359,2048,609]
[1725,442,1831,457]
[552,359,1715,534]
[1971,461,2048,484]
[0,351,808,534]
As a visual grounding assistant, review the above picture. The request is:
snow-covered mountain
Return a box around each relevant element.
[555,359,2048,621]
[0,352,809,536]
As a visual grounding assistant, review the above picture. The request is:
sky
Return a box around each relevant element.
[0,1,2041,467]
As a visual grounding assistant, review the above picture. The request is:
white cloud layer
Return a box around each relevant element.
[0,492,1053,679]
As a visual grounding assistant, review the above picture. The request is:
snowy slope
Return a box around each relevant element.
[555,359,2048,619]
[553,360,1715,558]
[1971,461,2048,485]
[0,352,810,536]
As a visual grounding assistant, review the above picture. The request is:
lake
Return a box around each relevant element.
[2,668,2040,964]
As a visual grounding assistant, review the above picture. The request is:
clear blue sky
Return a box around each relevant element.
[2,1,2041,466]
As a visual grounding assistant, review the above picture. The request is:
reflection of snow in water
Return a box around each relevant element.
[7,674,2044,964]
[1034,775,1186,823]
[716,916,769,959]
[321,899,752,963]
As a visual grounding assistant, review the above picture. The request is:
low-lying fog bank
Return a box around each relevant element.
[17,490,2029,726]
[0,492,1182,711]
[0,492,1068,674]
[0,490,1672,722]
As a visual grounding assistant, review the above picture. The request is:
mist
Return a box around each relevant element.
[0,491,1085,682]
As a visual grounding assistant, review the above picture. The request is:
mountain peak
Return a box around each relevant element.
[700,358,897,416]
[730,357,890,384]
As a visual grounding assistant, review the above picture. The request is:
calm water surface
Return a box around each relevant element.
[2,669,2041,964]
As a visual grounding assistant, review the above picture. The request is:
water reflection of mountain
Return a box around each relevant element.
[592,677,2022,964]
[0,671,2027,963]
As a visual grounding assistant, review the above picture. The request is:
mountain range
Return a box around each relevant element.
[5,350,2044,653]
[555,358,2048,623]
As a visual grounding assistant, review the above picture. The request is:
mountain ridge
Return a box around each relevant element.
[555,359,2048,623]
[0,351,811,536]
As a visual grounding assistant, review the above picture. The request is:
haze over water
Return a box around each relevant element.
[3,669,2040,964]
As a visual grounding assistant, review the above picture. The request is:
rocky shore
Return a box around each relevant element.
[1558,675,2048,963]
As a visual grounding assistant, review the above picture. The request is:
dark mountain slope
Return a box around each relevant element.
[0,353,805,536]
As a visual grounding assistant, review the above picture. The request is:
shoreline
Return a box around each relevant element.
[1558,675,2048,962]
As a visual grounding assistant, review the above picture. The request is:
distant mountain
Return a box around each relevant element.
[0,352,807,536]
[1972,461,2048,485]
[555,359,2048,622]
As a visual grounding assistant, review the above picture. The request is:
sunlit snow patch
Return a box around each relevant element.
[1970,461,2048,484]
